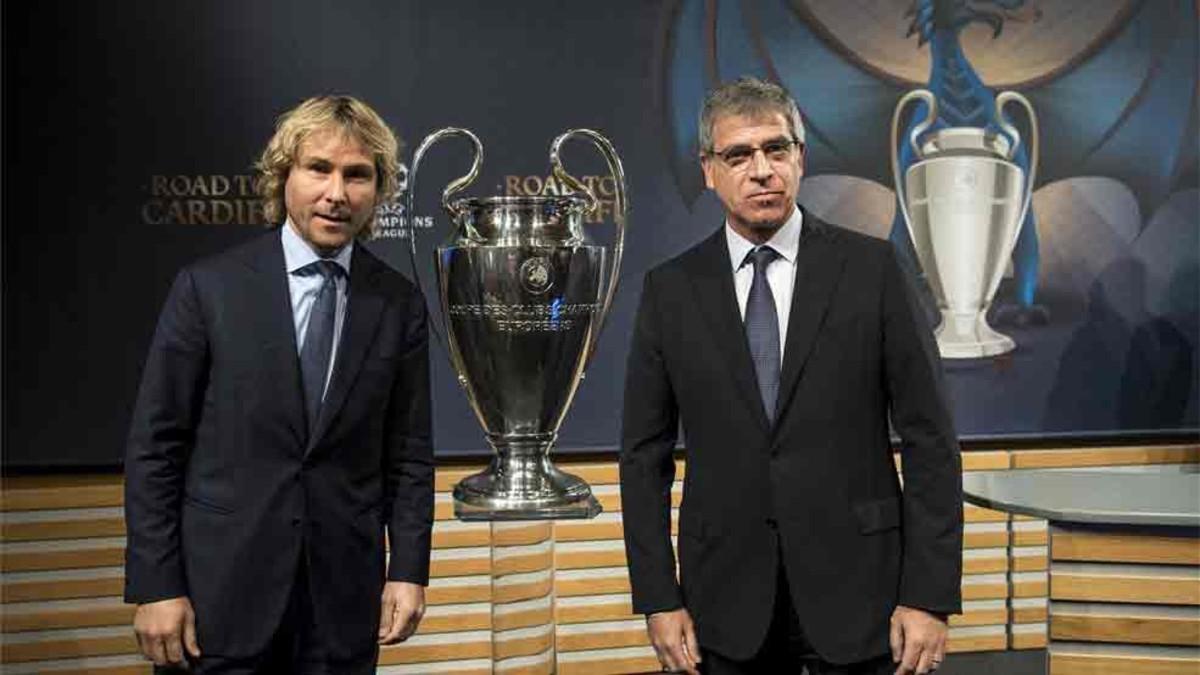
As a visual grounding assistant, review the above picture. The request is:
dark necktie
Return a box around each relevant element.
[300,260,342,432]
[743,246,781,423]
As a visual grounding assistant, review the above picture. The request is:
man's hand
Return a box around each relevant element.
[379,581,426,644]
[890,605,948,674]
[646,608,701,674]
[133,596,201,667]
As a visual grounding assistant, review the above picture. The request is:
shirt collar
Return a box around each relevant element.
[725,205,803,271]
[281,219,354,276]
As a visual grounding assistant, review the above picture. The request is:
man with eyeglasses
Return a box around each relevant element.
[620,77,963,675]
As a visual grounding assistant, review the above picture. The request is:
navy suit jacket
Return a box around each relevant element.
[124,230,434,659]
[620,211,963,663]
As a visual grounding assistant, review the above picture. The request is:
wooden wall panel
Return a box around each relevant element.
[0,446,1194,672]
[1053,533,1200,566]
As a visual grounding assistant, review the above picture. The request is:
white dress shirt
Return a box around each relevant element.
[725,206,803,364]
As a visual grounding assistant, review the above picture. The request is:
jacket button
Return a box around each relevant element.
[292,516,302,526]
[765,517,778,529]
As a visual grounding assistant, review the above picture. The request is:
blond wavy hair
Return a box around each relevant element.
[255,95,402,237]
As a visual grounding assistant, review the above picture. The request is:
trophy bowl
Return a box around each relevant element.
[892,90,1039,358]
[408,128,626,520]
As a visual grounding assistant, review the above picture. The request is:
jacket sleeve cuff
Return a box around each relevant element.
[631,584,683,616]
[123,557,188,604]
[387,546,431,586]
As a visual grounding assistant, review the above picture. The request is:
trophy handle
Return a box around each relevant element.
[890,89,938,248]
[405,127,485,349]
[549,128,628,368]
[994,91,1039,251]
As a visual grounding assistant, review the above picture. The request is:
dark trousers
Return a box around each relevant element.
[701,564,893,675]
[156,555,378,675]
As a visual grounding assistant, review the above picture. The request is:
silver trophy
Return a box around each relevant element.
[407,128,626,520]
[891,89,1039,358]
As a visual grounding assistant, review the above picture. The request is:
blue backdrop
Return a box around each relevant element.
[4,0,1196,467]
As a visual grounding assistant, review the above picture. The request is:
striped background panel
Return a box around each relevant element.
[0,444,1195,672]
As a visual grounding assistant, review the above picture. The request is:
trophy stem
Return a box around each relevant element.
[453,434,602,521]
[934,308,1015,359]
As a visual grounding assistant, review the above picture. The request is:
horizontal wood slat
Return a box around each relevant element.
[962,451,1010,471]
[1010,445,1199,469]
[1051,613,1200,646]
[3,576,124,603]
[1012,605,1049,623]
[1013,530,1049,546]
[494,631,554,660]
[378,639,492,665]
[0,485,124,512]
[1052,574,1200,605]
[1,605,135,632]
[964,506,1009,523]
[1,547,125,573]
[1013,578,1049,598]
[496,660,554,675]
[1011,632,1047,649]
[494,578,553,605]
[493,551,553,576]
[1049,652,1200,675]
[558,628,648,652]
[559,655,661,675]
[946,634,1007,652]
[557,549,627,570]
[557,577,631,598]
[1052,532,1200,566]
[432,527,491,549]
[2,518,126,542]
[964,556,1008,574]
[951,607,1009,627]
[9,666,149,675]
[426,583,490,605]
[964,531,1009,549]
[493,524,553,547]
[494,606,554,632]
[555,522,626,543]
[430,556,491,578]
[962,582,1008,601]
[418,610,491,634]
[1,634,137,664]
[1012,555,1049,573]
[557,604,639,625]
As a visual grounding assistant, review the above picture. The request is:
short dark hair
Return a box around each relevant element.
[699,76,806,153]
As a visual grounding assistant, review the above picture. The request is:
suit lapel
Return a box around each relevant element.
[685,229,772,431]
[242,233,308,451]
[308,245,385,451]
[775,213,846,423]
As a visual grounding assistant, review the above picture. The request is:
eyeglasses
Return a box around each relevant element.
[706,138,802,172]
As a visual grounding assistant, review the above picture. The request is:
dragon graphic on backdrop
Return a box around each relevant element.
[661,0,1198,324]
[891,0,1043,326]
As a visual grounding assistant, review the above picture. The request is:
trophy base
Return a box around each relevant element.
[453,449,603,521]
[934,310,1016,359]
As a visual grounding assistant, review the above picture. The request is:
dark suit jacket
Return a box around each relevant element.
[620,211,963,664]
[124,231,434,660]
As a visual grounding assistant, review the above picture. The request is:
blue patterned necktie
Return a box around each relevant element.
[743,246,781,423]
[300,260,342,432]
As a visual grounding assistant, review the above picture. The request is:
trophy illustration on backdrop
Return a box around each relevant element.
[892,89,1039,359]
[407,127,627,520]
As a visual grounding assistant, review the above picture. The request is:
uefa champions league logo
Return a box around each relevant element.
[373,162,432,240]
[519,257,554,294]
